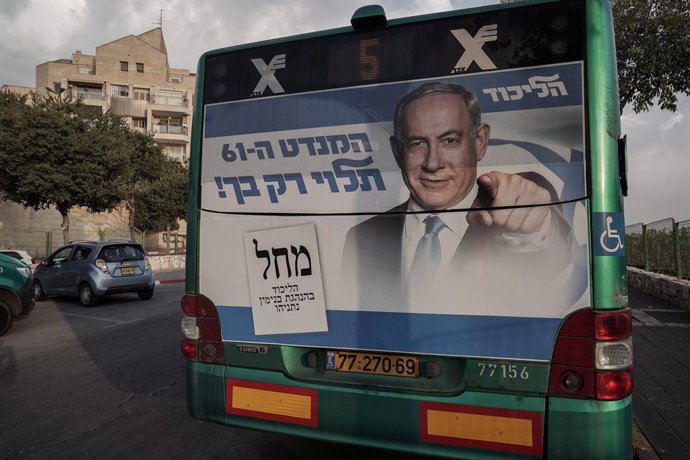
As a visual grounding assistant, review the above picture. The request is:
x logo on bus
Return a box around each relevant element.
[451,24,498,73]
[251,54,287,97]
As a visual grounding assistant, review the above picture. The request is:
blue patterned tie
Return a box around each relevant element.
[408,215,445,304]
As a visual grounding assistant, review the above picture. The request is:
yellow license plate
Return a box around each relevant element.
[120,266,135,275]
[326,351,420,377]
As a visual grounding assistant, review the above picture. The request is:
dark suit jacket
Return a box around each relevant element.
[341,173,572,309]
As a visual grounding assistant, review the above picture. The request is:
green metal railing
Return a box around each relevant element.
[625,218,690,279]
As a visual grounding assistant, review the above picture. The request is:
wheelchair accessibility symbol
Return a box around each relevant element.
[594,212,625,256]
[600,216,624,253]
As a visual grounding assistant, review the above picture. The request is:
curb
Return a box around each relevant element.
[155,278,185,285]
[633,418,661,460]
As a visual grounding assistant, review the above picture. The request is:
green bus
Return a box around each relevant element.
[181,1,632,457]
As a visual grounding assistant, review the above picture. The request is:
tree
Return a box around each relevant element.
[0,90,189,244]
[0,90,122,243]
[611,0,690,113]
[131,160,188,233]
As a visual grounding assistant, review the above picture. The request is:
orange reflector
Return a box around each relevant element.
[420,402,542,456]
[226,378,318,427]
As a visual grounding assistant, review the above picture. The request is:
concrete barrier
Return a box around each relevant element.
[627,267,690,312]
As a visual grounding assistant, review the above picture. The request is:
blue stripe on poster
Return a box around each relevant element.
[217,306,561,361]
[204,62,583,139]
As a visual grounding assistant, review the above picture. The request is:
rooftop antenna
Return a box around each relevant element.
[153,8,170,28]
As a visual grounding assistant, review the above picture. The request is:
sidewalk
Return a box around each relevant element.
[630,287,690,459]
[154,268,185,285]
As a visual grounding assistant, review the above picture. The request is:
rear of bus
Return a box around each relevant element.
[181,0,632,458]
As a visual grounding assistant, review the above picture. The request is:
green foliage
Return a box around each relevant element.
[131,160,188,233]
[679,225,690,278]
[0,91,121,216]
[611,0,690,113]
[625,233,645,267]
[645,227,675,273]
[0,89,188,240]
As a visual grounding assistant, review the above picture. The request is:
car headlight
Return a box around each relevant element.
[16,267,31,279]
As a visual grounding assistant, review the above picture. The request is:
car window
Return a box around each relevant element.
[73,247,93,261]
[51,247,74,263]
[0,251,21,260]
[99,245,144,262]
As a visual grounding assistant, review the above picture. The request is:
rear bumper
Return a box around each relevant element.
[186,362,632,459]
[17,274,35,317]
[187,362,545,458]
[91,272,155,296]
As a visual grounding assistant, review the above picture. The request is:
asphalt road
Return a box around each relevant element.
[0,284,425,460]
[2,282,673,459]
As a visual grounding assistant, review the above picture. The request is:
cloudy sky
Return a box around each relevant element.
[1,0,687,225]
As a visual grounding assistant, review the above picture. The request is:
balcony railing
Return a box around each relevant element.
[154,125,187,135]
[151,95,187,107]
[76,92,105,101]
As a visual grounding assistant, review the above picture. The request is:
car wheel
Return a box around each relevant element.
[79,283,99,307]
[34,281,47,301]
[137,289,154,301]
[0,301,11,336]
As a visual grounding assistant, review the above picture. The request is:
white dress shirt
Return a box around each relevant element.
[401,185,553,288]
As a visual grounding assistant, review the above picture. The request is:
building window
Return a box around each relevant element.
[132,118,147,129]
[136,62,144,73]
[155,117,185,134]
[120,61,128,72]
[133,88,150,101]
[110,84,129,98]
[169,75,183,84]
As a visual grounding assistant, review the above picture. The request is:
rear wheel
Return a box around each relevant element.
[34,280,47,301]
[137,289,154,300]
[79,283,99,307]
[0,301,11,336]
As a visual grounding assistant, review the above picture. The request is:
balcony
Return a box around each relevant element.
[153,124,189,143]
[150,93,191,116]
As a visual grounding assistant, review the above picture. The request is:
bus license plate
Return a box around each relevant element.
[326,351,419,378]
[120,266,135,275]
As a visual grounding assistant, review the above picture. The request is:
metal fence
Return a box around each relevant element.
[625,218,690,279]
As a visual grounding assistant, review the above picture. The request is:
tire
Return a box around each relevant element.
[34,280,47,301]
[79,283,99,307]
[137,289,154,301]
[0,301,12,337]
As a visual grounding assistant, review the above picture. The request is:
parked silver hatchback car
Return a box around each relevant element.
[34,240,155,307]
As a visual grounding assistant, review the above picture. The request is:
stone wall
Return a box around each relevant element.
[627,267,690,312]
[0,200,130,257]
[148,254,185,272]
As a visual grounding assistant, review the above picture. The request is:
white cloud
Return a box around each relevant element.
[660,111,683,131]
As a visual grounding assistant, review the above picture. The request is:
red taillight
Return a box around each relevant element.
[596,370,634,400]
[95,259,109,274]
[595,309,632,340]
[180,294,224,364]
[549,308,633,400]
[181,339,197,360]
[181,293,218,318]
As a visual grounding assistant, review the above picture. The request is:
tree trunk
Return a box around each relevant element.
[60,210,70,244]
[126,199,136,242]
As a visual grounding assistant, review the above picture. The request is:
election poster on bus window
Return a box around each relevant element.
[198,62,590,361]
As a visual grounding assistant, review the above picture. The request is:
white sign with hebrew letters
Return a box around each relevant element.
[244,223,328,335]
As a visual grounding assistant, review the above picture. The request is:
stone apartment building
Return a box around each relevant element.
[36,28,196,164]
[0,28,193,257]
